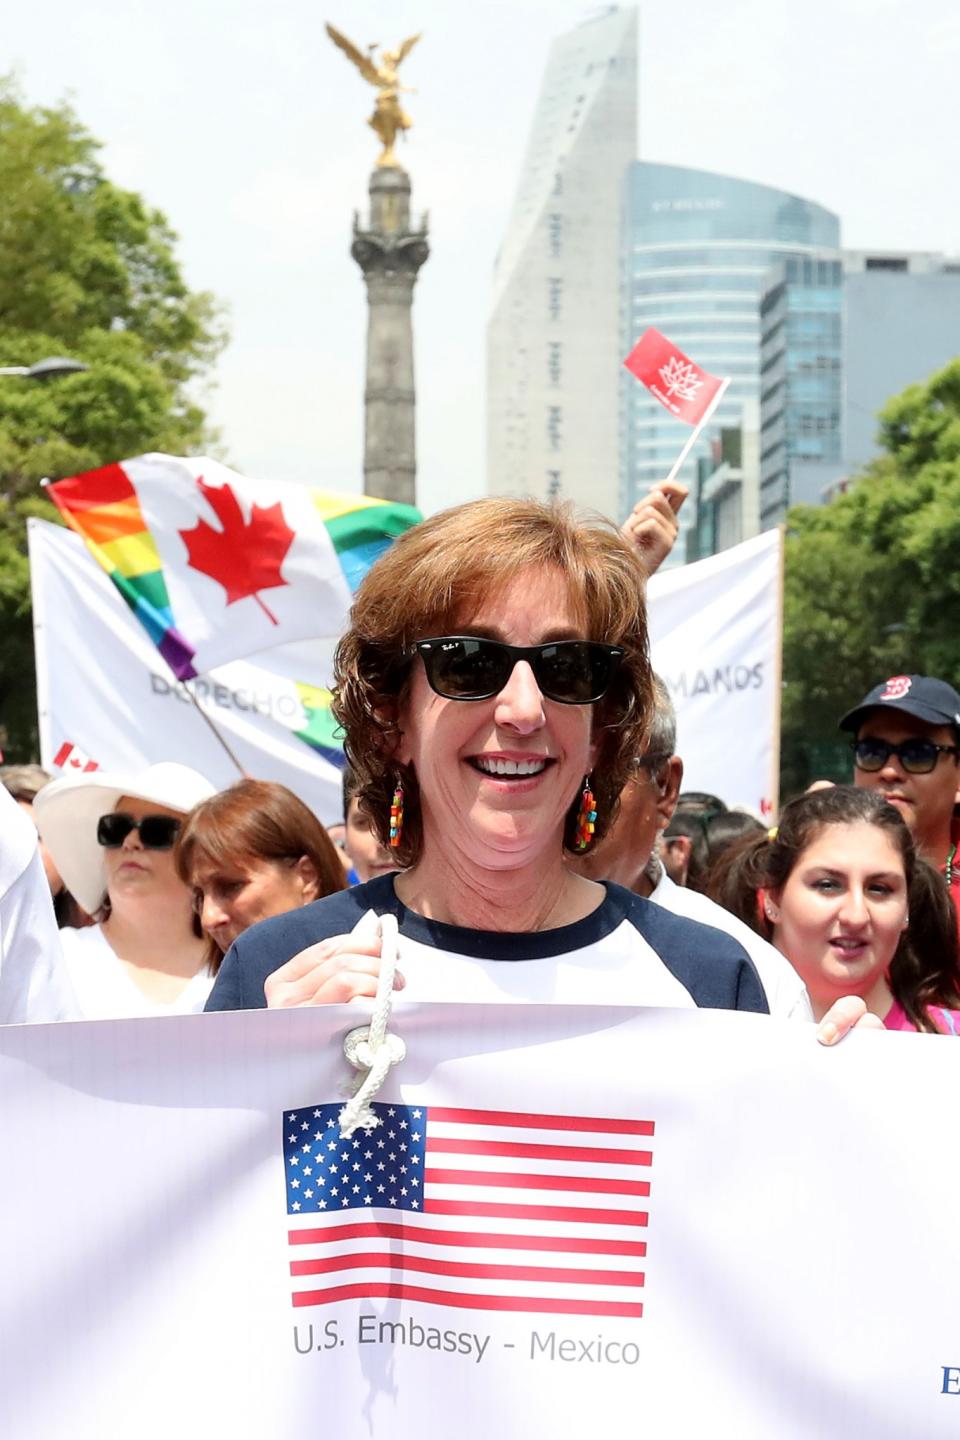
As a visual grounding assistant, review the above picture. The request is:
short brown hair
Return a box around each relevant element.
[334,497,653,865]
[175,779,347,959]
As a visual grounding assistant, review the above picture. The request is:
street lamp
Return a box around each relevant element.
[0,357,88,380]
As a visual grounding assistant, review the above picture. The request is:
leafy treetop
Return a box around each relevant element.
[0,77,226,497]
[781,357,960,795]
[0,78,227,757]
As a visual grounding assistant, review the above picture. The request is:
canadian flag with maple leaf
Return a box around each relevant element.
[179,477,296,626]
[47,455,420,679]
[623,328,727,425]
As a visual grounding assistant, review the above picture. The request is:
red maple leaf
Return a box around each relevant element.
[178,477,295,624]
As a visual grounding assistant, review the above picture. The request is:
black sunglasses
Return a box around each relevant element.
[412,636,625,705]
[96,812,182,849]
[851,737,960,776]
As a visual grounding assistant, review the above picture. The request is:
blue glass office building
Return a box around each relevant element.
[759,255,844,525]
[620,163,839,561]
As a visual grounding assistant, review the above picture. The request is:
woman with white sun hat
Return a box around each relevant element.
[34,762,217,1019]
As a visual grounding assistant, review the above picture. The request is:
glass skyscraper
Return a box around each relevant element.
[759,255,844,526]
[756,250,960,527]
[620,163,840,561]
[487,8,637,522]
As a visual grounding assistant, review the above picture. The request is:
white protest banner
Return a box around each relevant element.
[647,528,783,816]
[0,1004,957,1439]
[29,519,344,823]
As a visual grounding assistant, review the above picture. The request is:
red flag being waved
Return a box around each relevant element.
[624,328,726,425]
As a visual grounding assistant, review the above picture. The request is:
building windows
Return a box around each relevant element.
[547,341,562,386]
[546,470,562,498]
[547,277,563,321]
[547,213,563,258]
[547,405,562,451]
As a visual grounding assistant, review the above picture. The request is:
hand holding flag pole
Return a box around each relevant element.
[623,328,731,486]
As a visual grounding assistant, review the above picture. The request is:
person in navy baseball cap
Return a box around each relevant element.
[839,675,960,900]
[839,675,960,735]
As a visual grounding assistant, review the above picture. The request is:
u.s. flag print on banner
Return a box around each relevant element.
[284,1102,653,1318]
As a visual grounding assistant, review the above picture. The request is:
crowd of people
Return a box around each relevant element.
[1,486,959,1039]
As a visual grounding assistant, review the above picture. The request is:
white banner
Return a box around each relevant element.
[648,529,782,815]
[0,1005,957,1439]
[29,520,344,824]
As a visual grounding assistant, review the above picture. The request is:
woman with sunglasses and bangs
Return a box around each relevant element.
[206,498,867,1042]
[34,763,217,1019]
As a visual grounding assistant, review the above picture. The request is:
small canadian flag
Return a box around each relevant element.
[52,741,99,773]
[623,328,727,426]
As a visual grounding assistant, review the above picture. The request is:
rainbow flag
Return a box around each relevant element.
[48,463,197,676]
[47,454,421,680]
[311,491,419,592]
[293,683,345,770]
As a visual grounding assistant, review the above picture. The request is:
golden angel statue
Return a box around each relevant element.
[326,23,422,167]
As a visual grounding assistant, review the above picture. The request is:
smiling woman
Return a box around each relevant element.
[707,786,960,1033]
[205,497,772,1017]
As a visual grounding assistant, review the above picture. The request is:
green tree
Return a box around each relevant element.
[782,358,960,796]
[0,79,226,759]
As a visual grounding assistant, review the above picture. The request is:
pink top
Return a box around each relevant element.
[883,998,960,1035]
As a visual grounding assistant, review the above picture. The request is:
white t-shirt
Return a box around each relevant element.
[59,924,215,1020]
[648,868,813,1022]
[207,875,771,1015]
[0,787,73,1024]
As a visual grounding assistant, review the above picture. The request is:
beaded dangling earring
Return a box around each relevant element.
[574,776,598,852]
[389,778,404,848]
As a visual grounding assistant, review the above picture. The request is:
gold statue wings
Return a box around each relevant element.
[325,23,421,87]
[391,33,422,66]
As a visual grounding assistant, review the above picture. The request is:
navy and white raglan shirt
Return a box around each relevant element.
[648,867,813,1021]
[205,875,768,1015]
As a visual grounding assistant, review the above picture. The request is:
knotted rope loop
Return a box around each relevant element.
[338,913,405,1137]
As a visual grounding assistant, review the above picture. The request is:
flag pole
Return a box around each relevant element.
[178,681,249,778]
[663,377,731,487]
[27,519,55,770]
[769,525,786,820]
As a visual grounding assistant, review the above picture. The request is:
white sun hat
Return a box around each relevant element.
[33,762,217,914]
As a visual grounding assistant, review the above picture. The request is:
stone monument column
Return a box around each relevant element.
[351,165,429,506]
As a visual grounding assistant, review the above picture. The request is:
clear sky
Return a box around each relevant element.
[6,0,958,516]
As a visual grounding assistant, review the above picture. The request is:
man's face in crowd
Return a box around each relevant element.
[660,831,693,886]
[853,709,960,857]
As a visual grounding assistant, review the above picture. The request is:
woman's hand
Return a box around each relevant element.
[264,931,406,1008]
[816,995,886,1046]
[621,480,689,576]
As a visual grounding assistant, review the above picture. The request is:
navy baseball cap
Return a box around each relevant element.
[839,675,960,733]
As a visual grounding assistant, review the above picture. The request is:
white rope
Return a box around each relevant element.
[338,912,406,1137]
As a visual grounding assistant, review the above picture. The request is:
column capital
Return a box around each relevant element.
[351,230,430,279]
